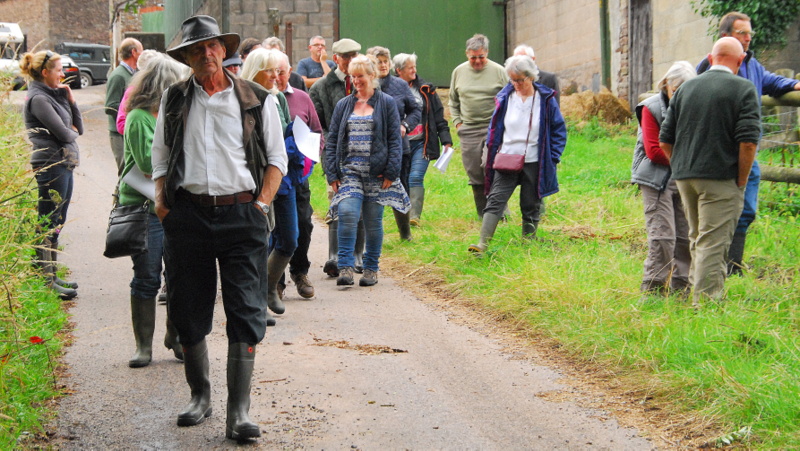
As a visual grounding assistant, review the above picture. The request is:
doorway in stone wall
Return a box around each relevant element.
[630,0,653,106]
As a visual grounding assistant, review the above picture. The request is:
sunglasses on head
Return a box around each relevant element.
[40,51,54,71]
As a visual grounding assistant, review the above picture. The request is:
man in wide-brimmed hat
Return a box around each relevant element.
[151,14,287,442]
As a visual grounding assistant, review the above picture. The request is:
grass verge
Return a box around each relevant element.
[309,117,800,448]
[0,99,70,449]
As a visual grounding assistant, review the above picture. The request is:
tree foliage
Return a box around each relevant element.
[692,0,800,55]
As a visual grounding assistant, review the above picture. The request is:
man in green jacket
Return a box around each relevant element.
[659,37,761,304]
[104,37,142,175]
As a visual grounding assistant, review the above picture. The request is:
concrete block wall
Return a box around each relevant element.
[227,0,336,66]
[508,0,603,94]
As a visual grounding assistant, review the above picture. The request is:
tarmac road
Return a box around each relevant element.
[14,84,654,449]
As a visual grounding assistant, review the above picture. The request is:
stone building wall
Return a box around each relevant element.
[0,0,50,51]
[227,0,336,66]
[50,0,109,46]
[507,0,603,94]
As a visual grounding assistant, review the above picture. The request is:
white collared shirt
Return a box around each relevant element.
[152,75,287,195]
[501,91,541,162]
[709,65,735,74]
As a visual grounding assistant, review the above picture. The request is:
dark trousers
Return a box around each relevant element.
[34,164,73,231]
[162,194,269,347]
[289,179,313,276]
[485,162,542,225]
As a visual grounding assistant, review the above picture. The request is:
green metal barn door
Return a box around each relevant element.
[339,0,506,87]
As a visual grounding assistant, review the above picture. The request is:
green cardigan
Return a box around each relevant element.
[119,108,155,212]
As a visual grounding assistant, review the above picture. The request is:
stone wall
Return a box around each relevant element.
[0,0,49,51]
[50,0,109,46]
[227,0,336,66]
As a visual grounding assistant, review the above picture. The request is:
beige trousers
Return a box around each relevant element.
[676,178,744,301]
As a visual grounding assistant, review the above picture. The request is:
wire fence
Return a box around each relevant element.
[758,106,800,219]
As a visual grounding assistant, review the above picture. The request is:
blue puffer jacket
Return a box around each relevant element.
[484,83,567,198]
[324,90,402,183]
[697,51,797,106]
[379,75,421,155]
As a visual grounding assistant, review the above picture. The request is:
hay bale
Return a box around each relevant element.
[560,88,632,125]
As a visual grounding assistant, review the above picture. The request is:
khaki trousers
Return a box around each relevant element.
[676,178,744,301]
[457,123,489,186]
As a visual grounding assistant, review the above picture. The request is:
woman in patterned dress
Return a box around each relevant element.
[324,55,410,287]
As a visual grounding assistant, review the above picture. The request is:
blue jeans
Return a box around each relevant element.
[408,139,430,188]
[130,213,164,299]
[337,197,384,271]
[34,164,73,230]
[736,160,759,234]
[270,190,299,258]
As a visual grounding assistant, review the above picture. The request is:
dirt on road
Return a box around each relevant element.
[14,85,662,449]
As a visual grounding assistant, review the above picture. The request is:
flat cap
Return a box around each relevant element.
[332,38,361,54]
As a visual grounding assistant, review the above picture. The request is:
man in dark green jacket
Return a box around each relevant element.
[104,37,142,175]
[659,37,761,304]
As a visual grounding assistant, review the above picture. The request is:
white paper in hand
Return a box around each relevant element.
[121,165,156,201]
[434,146,454,173]
[292,117,321,163]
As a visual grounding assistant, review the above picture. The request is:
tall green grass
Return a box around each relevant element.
[310,117,800,447]
[0,101,69,448]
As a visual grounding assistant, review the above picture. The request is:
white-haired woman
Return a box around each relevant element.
[631,61,696,296]
[394,52,452,227]
[241,48,299,324]
[366,46,421,241]
[469,55,567,254]
[119,54,189,367]
[325,55,410,287]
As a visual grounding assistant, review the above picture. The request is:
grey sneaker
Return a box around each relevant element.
[157,284,168,305]
[337,267,354,286]
[359,269,378,287]
[291,273,315,299]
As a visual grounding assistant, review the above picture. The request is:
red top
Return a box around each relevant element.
[641,107,670,166]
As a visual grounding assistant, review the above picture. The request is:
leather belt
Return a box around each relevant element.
[179,189,254,207]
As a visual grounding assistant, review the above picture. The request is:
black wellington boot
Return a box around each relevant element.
[49,238,78,288]
[393,209,413,241]
[727,231,747,276]
[164,316,183,361]
[471,184,488,219]
[177,339,212,426]
[323,220,339,277]
[225,343,261,441]
[266,252,291,314]
[128,295,156,368]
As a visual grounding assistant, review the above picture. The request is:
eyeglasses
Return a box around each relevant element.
[337,52,357,60]
[40,51,54,71]
[261,68,277,75]
[275,69,287,76]
[733,29,755,37]
[311,43,326,48]
[469,55,487,61]
[510,77,530,84]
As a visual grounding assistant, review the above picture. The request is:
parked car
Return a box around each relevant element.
[60,56,82,90]
[55,42,111,88]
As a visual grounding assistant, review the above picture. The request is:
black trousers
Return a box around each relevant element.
[163,194,269,347]
[289,178,314,276]
[485,162,542,225]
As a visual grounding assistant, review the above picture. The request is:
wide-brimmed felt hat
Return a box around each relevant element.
[167,15,240,66]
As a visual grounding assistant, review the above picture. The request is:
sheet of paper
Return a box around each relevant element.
[121,165,156,201]
[292,117,321,163]
[434,146,454,173]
